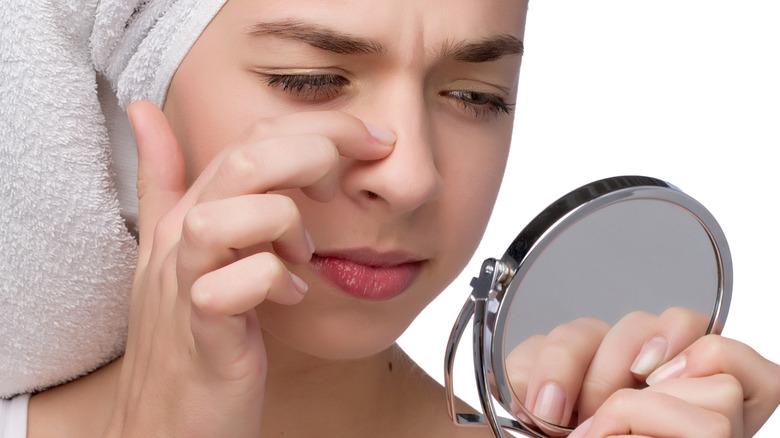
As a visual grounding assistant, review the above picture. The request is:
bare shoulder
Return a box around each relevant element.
[385,347,494,438]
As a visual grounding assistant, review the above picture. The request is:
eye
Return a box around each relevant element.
[442,90,514,119]
[262,73,349,101]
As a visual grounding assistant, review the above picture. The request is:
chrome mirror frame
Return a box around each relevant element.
[444,176,732,438]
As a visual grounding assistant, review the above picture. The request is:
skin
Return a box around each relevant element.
[162,0,524,362]
[29,0,523,436]
[23,0,780,437]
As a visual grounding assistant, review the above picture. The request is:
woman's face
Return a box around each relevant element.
[164,0,526,359]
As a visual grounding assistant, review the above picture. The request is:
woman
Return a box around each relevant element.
[2,0,778,436]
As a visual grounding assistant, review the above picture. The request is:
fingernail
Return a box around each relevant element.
[533,382,566,424]
[514,408,533,425]
[631,336,668,375]
[646,354,686,386]
[364,122,396,145]
[290,272,308,295]
[304,230,315,254]
[568,416,593,438]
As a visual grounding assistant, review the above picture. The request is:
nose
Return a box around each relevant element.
[341,87,442,216]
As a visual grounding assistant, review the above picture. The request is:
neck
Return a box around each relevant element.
[260,331,430,436]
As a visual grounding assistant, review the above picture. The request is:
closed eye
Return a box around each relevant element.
[441,90,515,119]
[262,73,350,101]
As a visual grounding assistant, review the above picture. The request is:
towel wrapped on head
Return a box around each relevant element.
[0,0,226,398]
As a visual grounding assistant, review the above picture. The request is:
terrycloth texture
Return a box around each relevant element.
[93,0,227,108]
[0,0,225,398]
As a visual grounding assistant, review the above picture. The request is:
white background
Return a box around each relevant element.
[400,0,780,436]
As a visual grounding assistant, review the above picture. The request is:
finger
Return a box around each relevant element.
[197,111,395,203]
[629,306,711,379]
[189,252,304,374]
[647,375,745,433]
[523,317,610,426]
[127,100,187,264]
[197,134,342,204]
[576,311,656,420]
[241,110,396,160]
[648,334,780,436]
[191,251,306,316]
[570,388,733,438]
[176,194,313,294]
[505,335,544,419]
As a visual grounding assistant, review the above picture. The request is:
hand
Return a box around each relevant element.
[102,101,394,437]
[569,335,780,437]
[505,307,711,427]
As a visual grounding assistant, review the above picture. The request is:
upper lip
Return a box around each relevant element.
[311,248,427,267]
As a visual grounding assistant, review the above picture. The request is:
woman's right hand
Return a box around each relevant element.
[103,101,394,437]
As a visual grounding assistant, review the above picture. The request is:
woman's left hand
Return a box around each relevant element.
[569,334,780,438]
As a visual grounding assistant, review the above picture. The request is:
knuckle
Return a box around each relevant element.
[694,334,728,362]
[659,306,709,335]
[190,277,220,315]
[704,412,733,438]
[538,338,587,366]
[259,252,287,280]
[712,373,744,406]
[224,147,261,182]
[265,195,302,239]
[246,116,280,140]
[620,310,655,328]
[598,388,636,420]
[181,205,216,248]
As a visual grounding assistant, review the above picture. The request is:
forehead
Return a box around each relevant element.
[217,0,528,50]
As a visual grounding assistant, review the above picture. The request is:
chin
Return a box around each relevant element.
[257,299,418,361]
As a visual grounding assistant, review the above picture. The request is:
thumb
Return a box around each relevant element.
[128,100,187,264]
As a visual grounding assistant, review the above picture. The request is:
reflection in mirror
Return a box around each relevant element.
[444,176,731,438]
[504,199,718,345]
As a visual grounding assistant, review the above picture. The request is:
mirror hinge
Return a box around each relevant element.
[470,258,513,301]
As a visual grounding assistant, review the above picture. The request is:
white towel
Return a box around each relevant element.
[0,0,225,398]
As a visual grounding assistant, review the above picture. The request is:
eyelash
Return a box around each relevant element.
[263,73,349,100]
[441,90,515,119]
[262,73,513,119]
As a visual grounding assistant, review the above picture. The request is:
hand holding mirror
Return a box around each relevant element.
[444,175,731,437]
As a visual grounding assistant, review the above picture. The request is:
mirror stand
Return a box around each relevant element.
[445,259,549,438]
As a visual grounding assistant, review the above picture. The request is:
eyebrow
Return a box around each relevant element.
[246,20,523,62]
[441,35,524,63]
[246,21,385,55]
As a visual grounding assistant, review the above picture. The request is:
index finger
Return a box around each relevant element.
[241,110,397,159]
[196,111,395,203]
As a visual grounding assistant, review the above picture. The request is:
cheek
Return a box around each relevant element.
[163,36,285,184]
[436,118,512,236]
[426,118,511,295]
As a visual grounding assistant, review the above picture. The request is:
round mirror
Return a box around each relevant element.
[486,176,731,436]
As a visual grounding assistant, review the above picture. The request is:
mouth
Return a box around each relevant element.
[308,249,425,301]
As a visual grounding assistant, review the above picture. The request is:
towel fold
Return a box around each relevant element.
[93,0,226,108]
[1,0,225,398]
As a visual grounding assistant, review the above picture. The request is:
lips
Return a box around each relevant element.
[308,250,424,301]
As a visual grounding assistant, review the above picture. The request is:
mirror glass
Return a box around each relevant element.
[504,199,718,349]
[482,178,730,436]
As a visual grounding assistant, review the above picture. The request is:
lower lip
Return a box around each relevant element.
[308,256,423,301]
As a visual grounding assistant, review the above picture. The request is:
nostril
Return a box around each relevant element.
[364,190,380,200]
